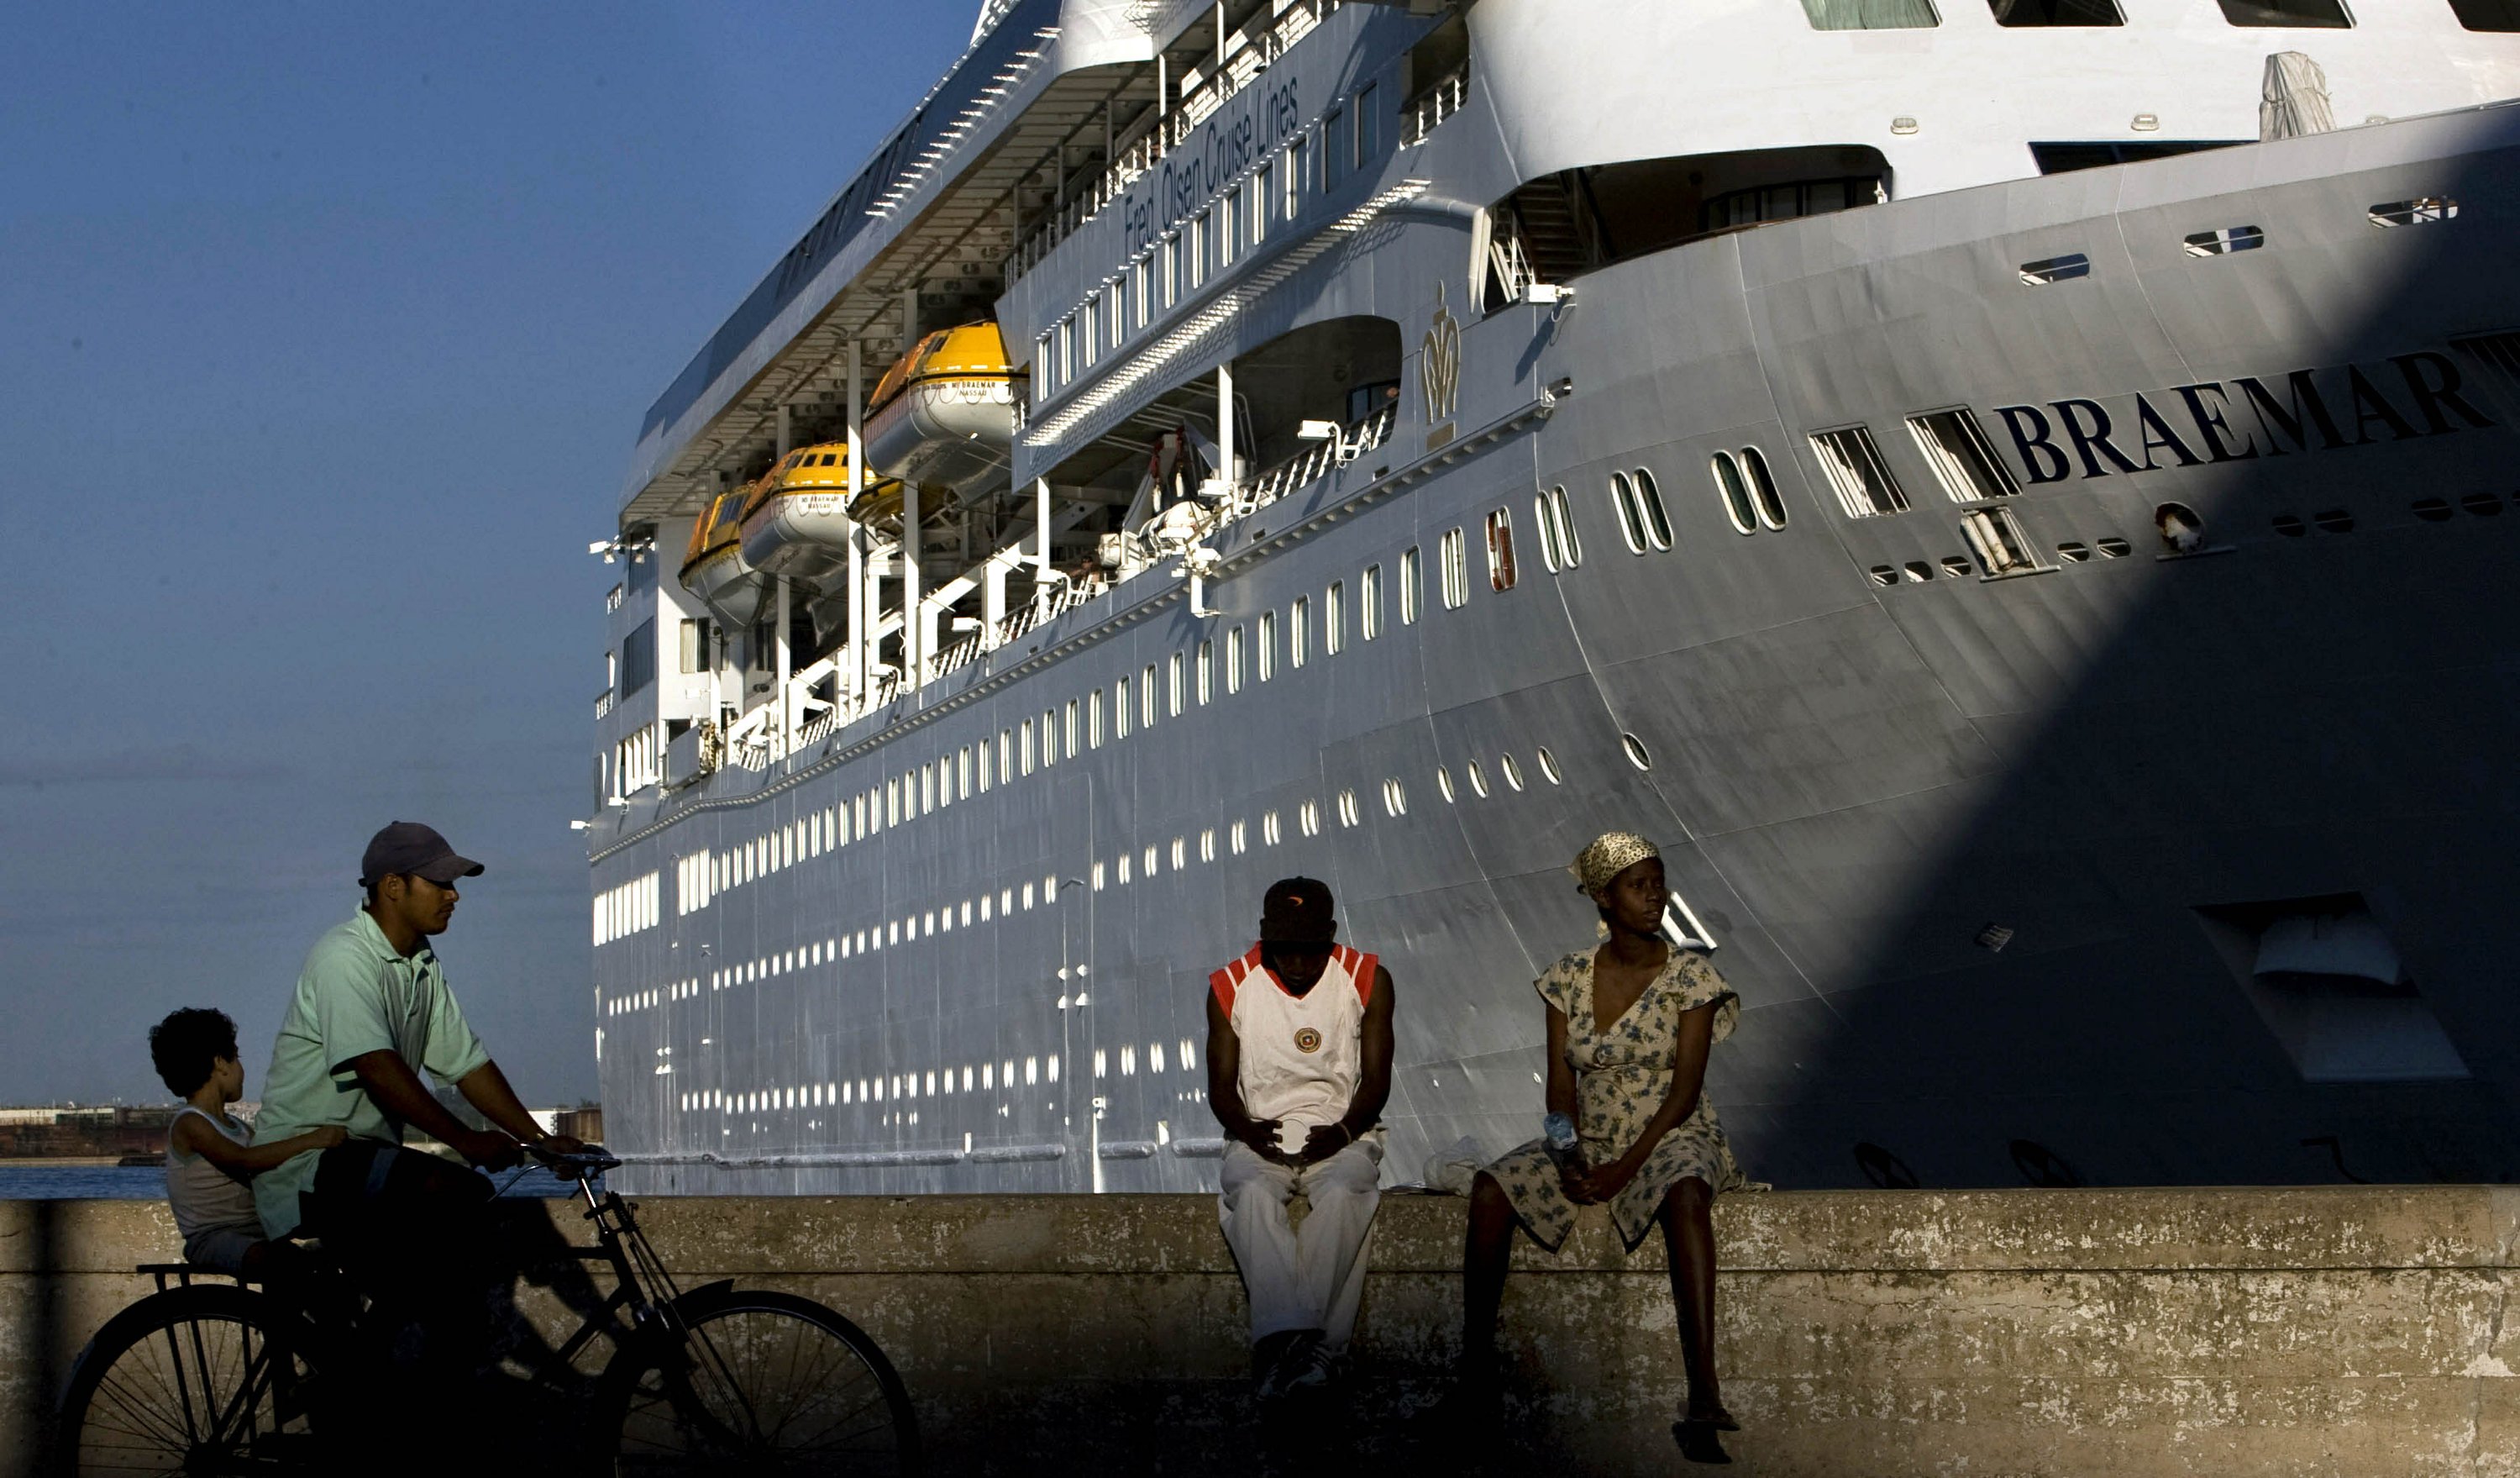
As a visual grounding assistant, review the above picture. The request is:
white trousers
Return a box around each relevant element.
[1218,1137,1383,1350]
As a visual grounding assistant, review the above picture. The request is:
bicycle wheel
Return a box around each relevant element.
[56,1283,320,1475]
[600,1286,920,1476]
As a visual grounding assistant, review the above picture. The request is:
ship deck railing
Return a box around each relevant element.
[1004,0,1341,283]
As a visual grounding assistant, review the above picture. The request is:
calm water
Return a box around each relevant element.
[0,1163,591,1200]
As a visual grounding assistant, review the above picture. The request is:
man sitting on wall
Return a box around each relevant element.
[1206,876,1399,1402]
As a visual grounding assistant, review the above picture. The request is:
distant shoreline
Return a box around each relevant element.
[0,1156,128,1168]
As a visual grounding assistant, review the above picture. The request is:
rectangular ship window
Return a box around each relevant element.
[1362,565,1383,639]
[1197,639,1214,703]
[1089,690,1105,748]
[1222,188,1242,263]
[1286,137,1307,213]
[2218,0,2349,21]
[1326,581,1345,655]
[2449,0,2520,28]
[1115,676,1131,738]
[1259,613,1278,680]
[1810,426,1911,518]
[1190,212,1210,290]
[1961,507,2042,575]
[1323,107,1346,190]
[1988,0,2124,21]
[1065,698,1079,759]
[1400,547,1421,623]
[1142,664,1158,725]
[1168,652,1185,715]
[1799,0,1940,22]
[1910,408,2019,502]
[1227,627,1246,692]
[1254,163,1273,239]
[1484,508,1517,592]
[1439,529,1467,608]
[1292,597,1310,667]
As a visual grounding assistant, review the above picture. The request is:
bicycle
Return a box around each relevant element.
[55,1147,922,1475]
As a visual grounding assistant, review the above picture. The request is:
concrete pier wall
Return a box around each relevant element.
[4,1186,2514,1475]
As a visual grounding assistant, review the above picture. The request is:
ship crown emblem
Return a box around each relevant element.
[1422,285,1462,424]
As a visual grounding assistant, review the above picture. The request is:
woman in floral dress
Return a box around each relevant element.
[1457,831,1751,1464]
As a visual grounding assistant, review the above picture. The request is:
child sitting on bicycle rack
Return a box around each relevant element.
[149,1007,345,1280]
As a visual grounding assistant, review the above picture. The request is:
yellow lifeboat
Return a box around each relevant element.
[679,489,772,629]
[861,322,1025,492]
[737,440,900,592]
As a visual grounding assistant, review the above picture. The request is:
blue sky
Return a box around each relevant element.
[0,4,977,1107]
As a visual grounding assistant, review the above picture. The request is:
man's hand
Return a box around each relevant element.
[1294,1122,1355,1165]
[537,1133,590,1158]
[452,1128,522,1170]
[1231,1117,1292,1164]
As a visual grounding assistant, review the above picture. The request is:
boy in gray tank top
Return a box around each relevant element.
[150,1008,343,1279]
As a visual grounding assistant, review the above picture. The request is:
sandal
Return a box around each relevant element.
[1672,1418,1733,1465]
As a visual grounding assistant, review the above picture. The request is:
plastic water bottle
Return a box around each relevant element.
[1542,1112,1578,1167]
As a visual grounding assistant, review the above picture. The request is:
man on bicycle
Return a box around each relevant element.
[251,821,585,1434]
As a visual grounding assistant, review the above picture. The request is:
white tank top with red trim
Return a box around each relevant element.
[1210,943,1378,1154]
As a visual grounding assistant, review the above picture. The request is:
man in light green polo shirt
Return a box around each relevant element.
[253,820,584,1437]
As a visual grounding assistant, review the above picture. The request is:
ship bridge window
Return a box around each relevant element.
[1485,509,1517,591]
[1989,0,2124,23]
[2219,0,2349,21]
[1798,0,1940,26]
[2196,896,2469,1082]
[2030,141,2246,175]
[2449,0,2520,27]
[1810,427,1912,518]
[1910,409,2019,502]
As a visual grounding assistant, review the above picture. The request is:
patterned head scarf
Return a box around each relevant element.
[1572,831,1659,902]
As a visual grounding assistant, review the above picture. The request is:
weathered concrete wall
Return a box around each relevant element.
[5,1186,2515,1475]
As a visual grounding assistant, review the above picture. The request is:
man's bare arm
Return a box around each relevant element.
[341,1049,519,1169]
[1206,991,1287,1161]
[1298,966,1399,1163]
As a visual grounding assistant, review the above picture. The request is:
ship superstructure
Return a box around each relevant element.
[590,0,2520,1192]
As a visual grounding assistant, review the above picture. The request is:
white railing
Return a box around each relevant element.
[1231,404,1396,519]
[1401,64,1468,150]
[595,688,615,720]
[1005,0,1341,281]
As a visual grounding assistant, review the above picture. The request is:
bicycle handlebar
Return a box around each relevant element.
[528,1144,622,1178]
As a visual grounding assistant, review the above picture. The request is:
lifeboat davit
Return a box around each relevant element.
[679,489,772,629]
[861,323,1024,492]
[738,440,897,593]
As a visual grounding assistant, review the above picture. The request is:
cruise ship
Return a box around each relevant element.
[587,0,2520,1194]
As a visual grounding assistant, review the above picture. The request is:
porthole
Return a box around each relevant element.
[2095,537,2132,556]
[1436,765,1457,802]
[1609,471,1646,553]
[2412,498,2454,522]
[1903,561,1934,582]
[1171,836,1187,869]
[1940,555,1973,577]
[2271,514,2307,538]
[1466,760,1490,798]
[1231,820,1247,855]
[1382,777,1407,817]
[1200,828,1216,861]
[2313,508,2355,534]
[1740,447,1787,529]
[1500,754,1525,792]
[1634,469,1672,549]
[2056,541,2092,562]
[1263,811,1282,845]
[1867,565,1899,586]
[2460,491,2502,517]
[1536,746,1562,784]
[1621,732,1652,771]
[1300,800,1322,836]
[1337,790,1361,828]
[1712,451,1757,534]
